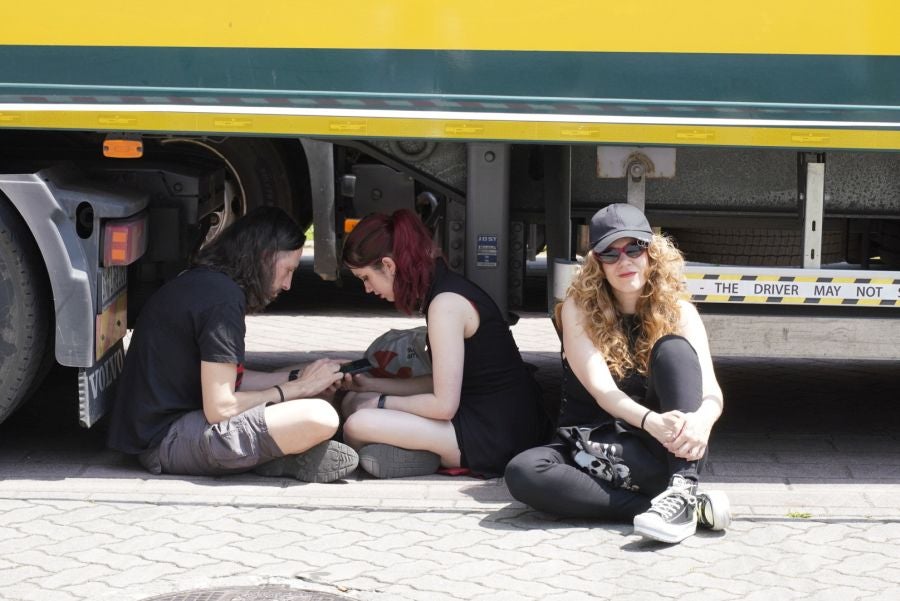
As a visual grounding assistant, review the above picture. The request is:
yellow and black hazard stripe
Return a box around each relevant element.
[684,272,900,307]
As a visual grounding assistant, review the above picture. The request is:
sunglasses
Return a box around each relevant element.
[593,241,649,264]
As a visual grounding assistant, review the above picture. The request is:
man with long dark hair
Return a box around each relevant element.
[108,207,358,482]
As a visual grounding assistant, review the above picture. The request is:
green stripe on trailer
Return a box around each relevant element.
[1,47,898,123]
[2,47,899,148]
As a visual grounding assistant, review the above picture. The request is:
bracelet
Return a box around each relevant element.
[640,409,652,431]
[274,384,285,404]
[377,393,387,409]
[288,369,300,381]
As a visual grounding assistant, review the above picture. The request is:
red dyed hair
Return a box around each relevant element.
[342,209,439,314]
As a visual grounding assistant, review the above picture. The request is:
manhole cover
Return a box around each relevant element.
[140,585,354,601]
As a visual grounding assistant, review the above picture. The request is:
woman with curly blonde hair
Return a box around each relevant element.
[505,204,731,544]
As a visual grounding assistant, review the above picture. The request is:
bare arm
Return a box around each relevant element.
[373,292,475,420]
[201,359,344,423]
[239,368,293,391]
[348,373,434,396]
[201,361,277,423]
[240,360,349,393]
[560,297,655,429]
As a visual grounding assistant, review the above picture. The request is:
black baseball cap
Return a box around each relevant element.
[588,204,653,252]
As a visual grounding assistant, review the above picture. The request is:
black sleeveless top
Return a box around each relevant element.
[557,314,649,428]
[422,259,550,476]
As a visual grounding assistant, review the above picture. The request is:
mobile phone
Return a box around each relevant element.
[339,358,374,375]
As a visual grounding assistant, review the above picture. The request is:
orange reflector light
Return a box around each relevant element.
[103,213,148,266]
[344,218,361,233]
[103,137,143,159]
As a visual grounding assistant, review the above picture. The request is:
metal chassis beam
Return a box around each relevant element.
[543,145,573,313]
[466,143,510,319]
[300,138,339,281]
[803,161,826,268]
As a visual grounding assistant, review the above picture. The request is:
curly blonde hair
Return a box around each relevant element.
[555,234,686,379]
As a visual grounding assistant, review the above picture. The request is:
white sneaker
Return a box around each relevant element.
[633,474,698,544]
[697,489,732,531]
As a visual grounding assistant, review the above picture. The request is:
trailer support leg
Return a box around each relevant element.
[544,146,573,314]
[466,143,510,320]
[802,157,826,269]
[626,159,646,212]
[300,139,339,281]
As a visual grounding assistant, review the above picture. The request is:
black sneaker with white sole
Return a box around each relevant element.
[253,440,359,483]
[633,474,699,544]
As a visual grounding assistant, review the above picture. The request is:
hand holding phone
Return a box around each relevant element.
[339,358,374,375]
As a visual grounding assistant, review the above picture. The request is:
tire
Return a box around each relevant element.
[0,198,52,424]
[667,227,846,266]
[129,137,313,314]
[155,137,311,240]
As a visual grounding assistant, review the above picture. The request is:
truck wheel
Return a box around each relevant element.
[0,198,52,424]
[129,137,313,319]
[157,137,311,241]
[667,227,846,266]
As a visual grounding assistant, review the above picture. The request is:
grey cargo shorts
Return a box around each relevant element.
[138,404,285,476]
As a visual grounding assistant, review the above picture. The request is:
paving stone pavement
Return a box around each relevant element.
[1,283,899,600]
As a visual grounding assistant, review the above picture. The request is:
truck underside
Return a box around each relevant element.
[1,2,898,426]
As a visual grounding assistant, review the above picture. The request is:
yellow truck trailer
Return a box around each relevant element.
[1,1,898,426]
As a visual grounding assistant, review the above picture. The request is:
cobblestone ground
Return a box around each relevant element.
[1,283,899,600]
[2,494,899,601]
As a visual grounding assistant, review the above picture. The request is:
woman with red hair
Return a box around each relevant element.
[340,209,551,479]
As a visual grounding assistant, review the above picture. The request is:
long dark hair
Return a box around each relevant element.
[192,206,305,313]
[342,209,439,314]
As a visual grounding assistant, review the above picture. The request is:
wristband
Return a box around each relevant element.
[377,393,387,409]
[640,409,652,431]
[274,384,285,404]
[288,369,300,381]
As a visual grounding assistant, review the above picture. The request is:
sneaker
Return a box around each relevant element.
[253,440,358,483]
[633,474,699,544]
[697,489,732,531]
[358,444,441,479]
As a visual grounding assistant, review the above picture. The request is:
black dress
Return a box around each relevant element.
[422,259,550,476]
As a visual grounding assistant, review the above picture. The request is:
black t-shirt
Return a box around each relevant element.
[107,267,246,454]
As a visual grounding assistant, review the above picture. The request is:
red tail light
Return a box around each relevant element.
[103,213,148,266]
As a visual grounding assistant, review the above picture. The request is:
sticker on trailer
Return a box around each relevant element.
[476,234,498,268]
[99,265,127,309]
[96,290,127,359]
[684,271,900,307]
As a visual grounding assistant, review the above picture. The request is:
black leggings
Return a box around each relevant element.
[504,335,706,521]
